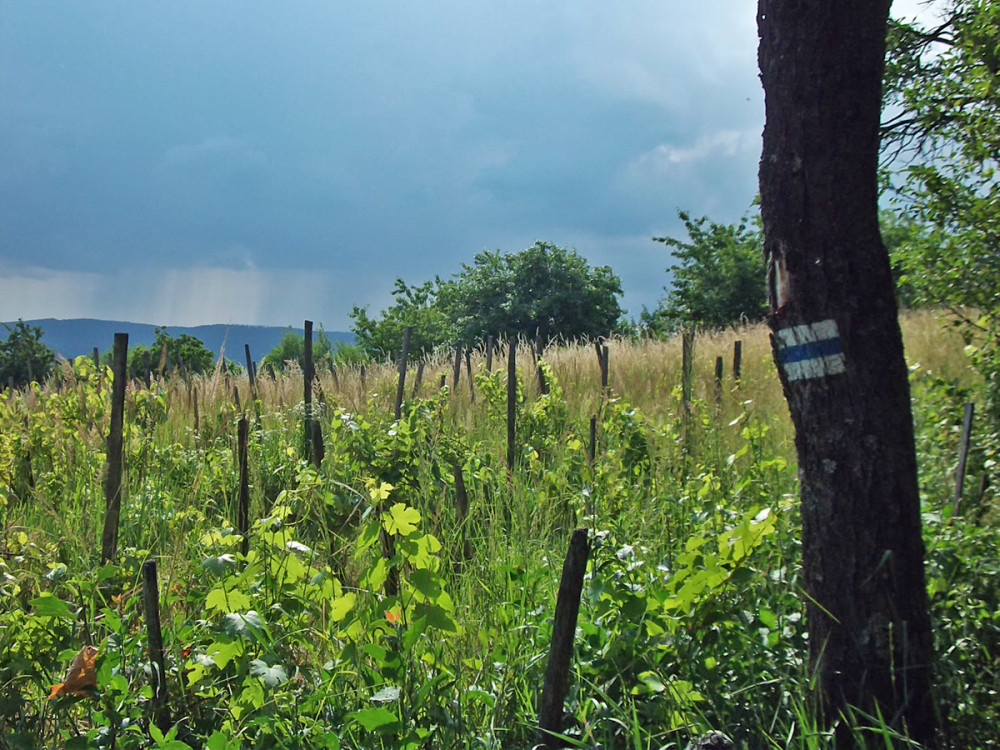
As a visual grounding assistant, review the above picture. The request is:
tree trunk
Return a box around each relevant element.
[757,1,936,746]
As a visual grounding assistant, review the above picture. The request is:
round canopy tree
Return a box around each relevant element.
[446,242,623,347]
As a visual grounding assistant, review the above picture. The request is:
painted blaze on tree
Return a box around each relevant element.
[758,0,937,746]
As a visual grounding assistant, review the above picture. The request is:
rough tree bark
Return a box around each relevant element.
[757,1,937,746]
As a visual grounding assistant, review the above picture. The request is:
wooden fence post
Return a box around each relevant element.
[394,326,412,421]
[681,329,694,416]
[507,341,517,472]
[714,356,724,409]
[237,417,250,555]
[535,337,549,395]
[411,360,425,398]
[245,344,256,399]
[485,335,495,373]
[453,462,472,565]
[101,333,128,565]
[538,528,590,748]
[466,349,475,402]
[732,340,743,383]
[953,402,975,514]
[141,559,171,732]
[452,344,463,390]
[303,320,314,465]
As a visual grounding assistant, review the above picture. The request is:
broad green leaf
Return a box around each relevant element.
[413,602,460,633]
[201,554,236,576]
[205,588,251,614]
[349,707,399,733]
[250,659,288,688]
[409,568,443,602]
[383,503,420,536]
[30,593,73,619]
[221,610,264,637]
[329,592,356,622]
[369,482,394,502]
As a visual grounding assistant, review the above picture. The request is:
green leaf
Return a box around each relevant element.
[250,659,288,688]
[759,608,778,630]
[413,602,459,633]
[30,593,73,619]
[349,707,400,733]
[206,731,238,750]
[201,554,237,576]
[329,592,356,622]
[383,503,421,536]
[221,610,264,637]
[409,568,443,602]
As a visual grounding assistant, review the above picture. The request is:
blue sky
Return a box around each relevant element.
[0,1,928,330]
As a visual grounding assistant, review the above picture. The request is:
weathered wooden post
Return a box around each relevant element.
[714,356,724,409]
[411,360,425,398]
[303,320,314,465]
[681,329,694,415]
[237,417,250,556]
[452,344,462,390]
[453,462,472,564]
[330,360,340,391]
[953,402,975,514]
[92,347,100,370]
[465,349,475,402]
[245,344,256,398]
[394,326,412,421]
[101,333,128,565]
[507,340,517,472]
[733,340,743,383]
[485,335,495,372]
[535,337,549,395]
[141,559,171,732]
[538,528,590,748]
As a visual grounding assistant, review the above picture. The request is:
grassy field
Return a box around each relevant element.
[0,312,996,749]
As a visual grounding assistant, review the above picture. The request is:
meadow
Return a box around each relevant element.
[0,311,996,749]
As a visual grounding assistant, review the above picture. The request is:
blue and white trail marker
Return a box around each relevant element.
[775,319,845,381]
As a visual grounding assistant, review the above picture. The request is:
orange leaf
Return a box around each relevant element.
[48,645,98,699]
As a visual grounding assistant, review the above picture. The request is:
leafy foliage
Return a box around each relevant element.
[646,211,766,334]
[445,242,623,346]
[350,279,457,361]
[0,324,995,748]
[883,0,1000,421]
[351,243,624,358]
[0,320,55,388]
[260,327,363,372]
[121,327,218,378]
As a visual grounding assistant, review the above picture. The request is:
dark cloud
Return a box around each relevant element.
[0,1,764,327]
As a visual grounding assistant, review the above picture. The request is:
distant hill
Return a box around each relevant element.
[0,319,354,363]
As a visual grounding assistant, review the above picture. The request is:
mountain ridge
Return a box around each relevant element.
[1,318,354,362]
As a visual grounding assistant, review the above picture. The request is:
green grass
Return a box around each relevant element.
[0,314,996,749]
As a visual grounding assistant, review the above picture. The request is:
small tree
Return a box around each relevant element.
[120,328,216,377]
[261,327,360,371]
[0,320,55,388]
[447,242,623,346]
[350,279,456,361]
[648,210,766,333]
